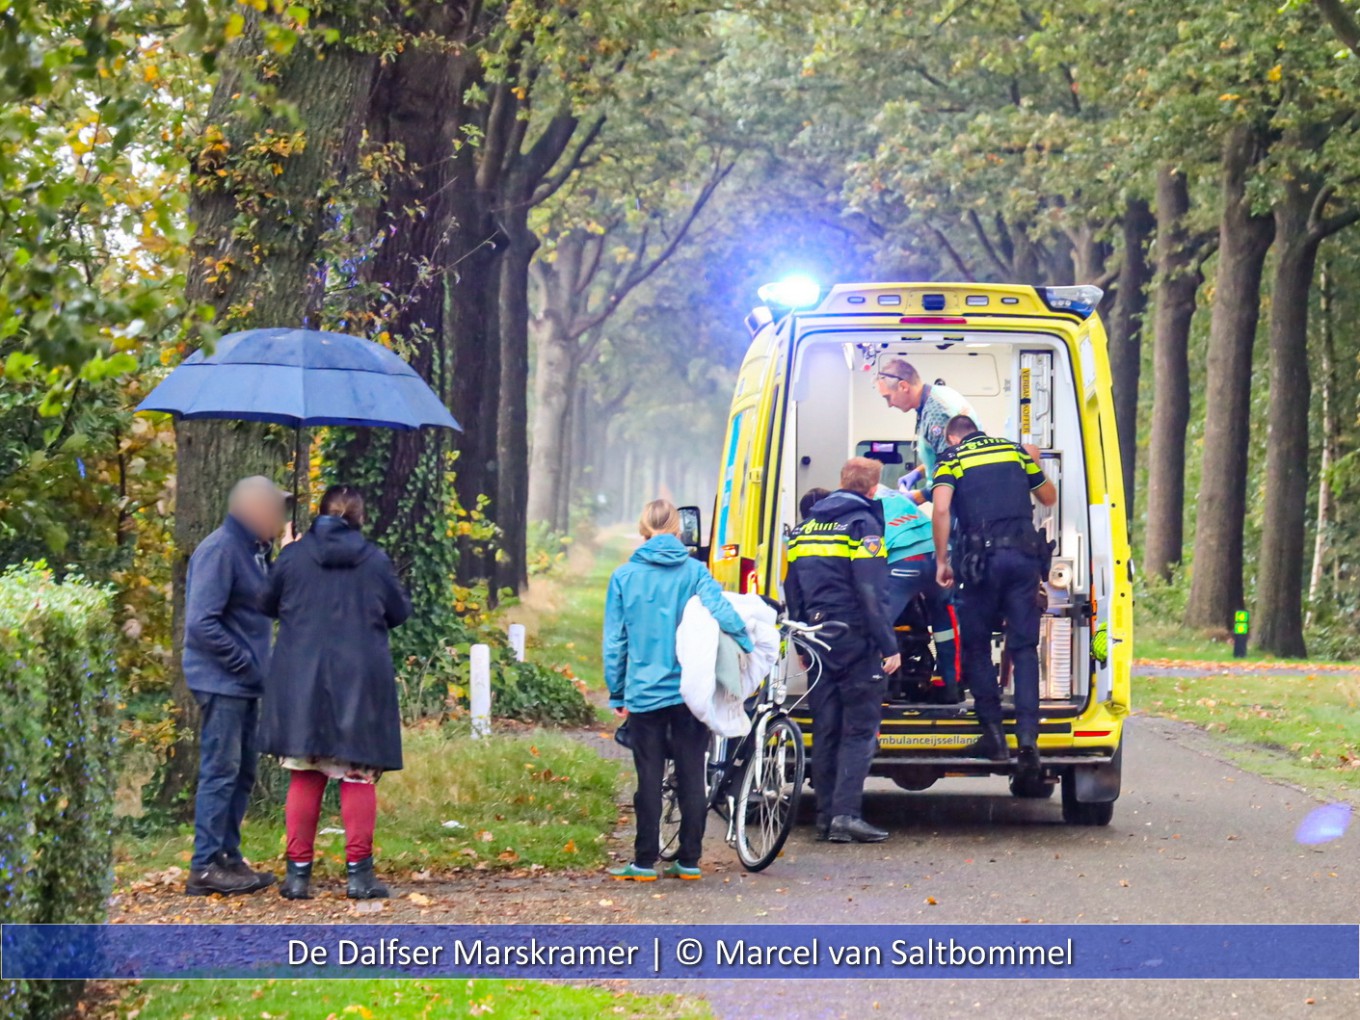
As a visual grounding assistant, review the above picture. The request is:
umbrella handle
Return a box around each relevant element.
[292,426,303,530]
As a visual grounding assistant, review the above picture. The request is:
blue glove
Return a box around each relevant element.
[899,467,924,493]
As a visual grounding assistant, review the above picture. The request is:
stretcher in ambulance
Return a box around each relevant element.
[680,281,1130,825]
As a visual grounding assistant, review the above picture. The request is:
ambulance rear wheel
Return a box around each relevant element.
[1061,773,1115,826]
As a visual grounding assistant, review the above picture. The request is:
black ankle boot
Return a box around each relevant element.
[280,860,312,900]
[964,722,1010,762]
[1015,732,1041,774]
[346,856,389,900]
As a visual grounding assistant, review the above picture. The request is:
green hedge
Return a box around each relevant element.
[0,564,119,1020]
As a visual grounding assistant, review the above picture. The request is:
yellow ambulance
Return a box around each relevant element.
[683,280,1130,825]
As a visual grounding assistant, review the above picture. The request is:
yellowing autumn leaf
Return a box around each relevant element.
[1266,64,1282,83]
[562,839,578,854]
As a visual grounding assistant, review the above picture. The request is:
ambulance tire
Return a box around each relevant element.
[1061,773,1115,826]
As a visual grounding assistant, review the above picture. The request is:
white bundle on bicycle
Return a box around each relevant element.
[676,592,781,738]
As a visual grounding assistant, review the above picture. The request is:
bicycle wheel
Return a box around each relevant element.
[734,716,805,871]
[657,758,682,862]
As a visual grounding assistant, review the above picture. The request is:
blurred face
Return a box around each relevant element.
[236,492,286,541]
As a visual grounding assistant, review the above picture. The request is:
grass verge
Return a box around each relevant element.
[116,728,623,883]
[519,534,631,693]
[115,978,712,1019]
[1138,672,1360,798]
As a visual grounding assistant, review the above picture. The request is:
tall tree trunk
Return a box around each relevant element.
[157,15,378,812]
[1106,198,1155,522]
[1144,166,1202,581]
[333,6,483,658]
[1307,263,1338,624]
[1254,176,1356,654]
[495,220,538,591]
[526,318,575,527]
[160,18,383,816]
[1186,125,1275,631]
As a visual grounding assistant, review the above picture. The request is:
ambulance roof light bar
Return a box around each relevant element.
[757,274,821,316]
[1039,285,1104,319]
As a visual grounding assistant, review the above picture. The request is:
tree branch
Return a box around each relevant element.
[929,226,976,280]
[967,209,1010,276]
[532,116,605,205]
[1316,0,1360,59]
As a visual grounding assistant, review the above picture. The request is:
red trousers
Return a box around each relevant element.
[284,769,377,864]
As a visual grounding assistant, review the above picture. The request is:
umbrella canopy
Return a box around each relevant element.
[136,327,460,431]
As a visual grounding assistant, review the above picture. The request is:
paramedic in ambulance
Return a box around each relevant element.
[930,415,1055,773]
[785,458,901,844]
[875,358,977,504]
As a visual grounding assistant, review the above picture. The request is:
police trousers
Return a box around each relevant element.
[956,547,1043,740]
[809,636,886,821]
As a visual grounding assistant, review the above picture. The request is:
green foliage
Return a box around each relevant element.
[0,564,118,1020]
[494,659,595,726]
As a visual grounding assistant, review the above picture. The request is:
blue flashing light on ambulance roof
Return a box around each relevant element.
[757,274,821,312]
[1039,285,1105,318]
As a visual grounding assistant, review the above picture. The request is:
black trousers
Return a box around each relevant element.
[809,636,886,822]
[628,703,709,869]
[957,547,1043,739]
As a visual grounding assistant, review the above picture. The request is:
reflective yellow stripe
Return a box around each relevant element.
[788,544,854,561]
[955,449,1025,469]
[851,544,887,560]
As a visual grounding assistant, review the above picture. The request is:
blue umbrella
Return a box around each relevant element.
[138,327,461,521]
[137,327,460,430]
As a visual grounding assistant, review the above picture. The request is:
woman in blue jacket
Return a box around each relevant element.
[604,499,753,881]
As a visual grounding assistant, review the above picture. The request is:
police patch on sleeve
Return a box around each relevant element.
[862,535,883,556]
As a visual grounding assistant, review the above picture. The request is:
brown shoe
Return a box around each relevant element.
[219,852,276,891]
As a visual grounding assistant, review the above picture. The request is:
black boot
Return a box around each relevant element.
[964,722,1010,762]
[1015,732,1041,775]
[346,856,389,900]
[280,861,312,900]
[828,815,889,843]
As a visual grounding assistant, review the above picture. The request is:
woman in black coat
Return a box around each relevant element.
[260,485,411,900]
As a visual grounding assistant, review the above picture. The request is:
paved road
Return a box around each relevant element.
[472,715,1360,1018]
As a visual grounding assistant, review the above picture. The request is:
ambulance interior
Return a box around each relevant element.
[783,333,1094,715]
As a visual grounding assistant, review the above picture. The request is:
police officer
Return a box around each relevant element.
[785,458,901,844]
[930,415,1056,771]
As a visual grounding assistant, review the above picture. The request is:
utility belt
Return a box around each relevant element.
[956,521,1052,588]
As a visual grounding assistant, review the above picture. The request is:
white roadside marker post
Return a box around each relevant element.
[508,623,526,662]
[470,643,492,739]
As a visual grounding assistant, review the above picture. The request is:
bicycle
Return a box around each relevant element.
[656,616,844,872]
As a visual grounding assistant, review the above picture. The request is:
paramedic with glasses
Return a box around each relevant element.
[876,358,977,504]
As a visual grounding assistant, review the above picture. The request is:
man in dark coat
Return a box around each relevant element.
[184,475,288,896]
[259,485,411,900]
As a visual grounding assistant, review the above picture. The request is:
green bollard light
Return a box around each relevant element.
[1233,609,1250,659]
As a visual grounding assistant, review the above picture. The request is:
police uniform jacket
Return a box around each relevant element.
[785,490,898,657]
[931,431,1047,542]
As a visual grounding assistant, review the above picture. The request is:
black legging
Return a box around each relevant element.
[627,703,709,868]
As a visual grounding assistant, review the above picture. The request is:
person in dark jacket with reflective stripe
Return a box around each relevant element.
[932,415,1056,770]
[183,475,289,897]
[260,485,411,901]
[785,457,901,844]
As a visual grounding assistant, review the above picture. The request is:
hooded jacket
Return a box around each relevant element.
[258,515,412,771]
[784,489,897,657]
[603,534,754,714]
